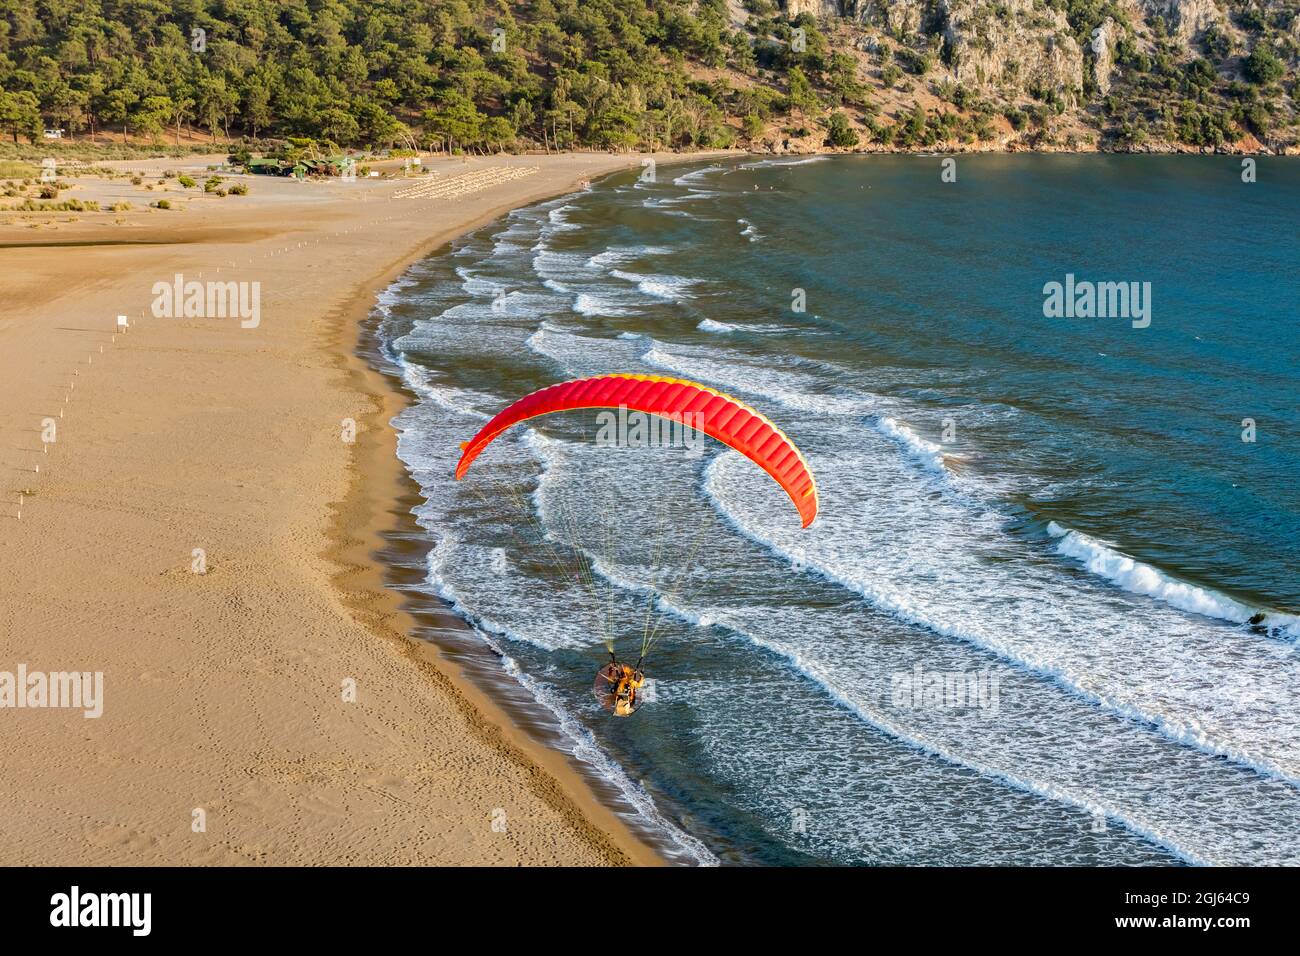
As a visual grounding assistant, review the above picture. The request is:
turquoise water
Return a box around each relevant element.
[375,155,1300,865]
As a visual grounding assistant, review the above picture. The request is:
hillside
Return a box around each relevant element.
[0,0,1295,154]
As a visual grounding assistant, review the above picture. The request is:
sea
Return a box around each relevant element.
[370,154,1300,866]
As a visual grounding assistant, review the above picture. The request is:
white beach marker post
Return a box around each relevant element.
[117,314,129,334]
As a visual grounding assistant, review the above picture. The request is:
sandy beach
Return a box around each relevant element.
[0,150,725,865]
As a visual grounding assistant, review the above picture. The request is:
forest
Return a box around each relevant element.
[0,0,1295,153]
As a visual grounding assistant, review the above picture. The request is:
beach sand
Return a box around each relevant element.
[0,150,725,865]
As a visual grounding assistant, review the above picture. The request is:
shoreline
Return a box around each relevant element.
[320,170,708,866]
[0,150,727,865]
[313,149,747,865]
[354,286,717,866]
[10,137,1295,163]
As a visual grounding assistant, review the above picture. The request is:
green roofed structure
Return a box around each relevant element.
[246,158,289,176]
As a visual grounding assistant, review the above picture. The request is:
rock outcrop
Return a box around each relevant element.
[784,0,846,18]
[1091,17,1118,95]
[1138,0,1223,41]
[939,0,1084,100]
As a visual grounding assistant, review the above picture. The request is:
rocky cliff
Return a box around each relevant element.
[766,0,1298,151]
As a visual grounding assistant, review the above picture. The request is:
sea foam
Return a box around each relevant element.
[1047,522,1300,639]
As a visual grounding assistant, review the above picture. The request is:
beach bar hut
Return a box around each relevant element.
[247,158,287,176]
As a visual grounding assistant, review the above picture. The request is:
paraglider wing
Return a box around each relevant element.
[454,373,819,527]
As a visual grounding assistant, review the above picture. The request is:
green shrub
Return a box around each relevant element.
[826,112,860,147]
[11,198,99,211]
[1245,45,1284,85]
[0,160,39,179]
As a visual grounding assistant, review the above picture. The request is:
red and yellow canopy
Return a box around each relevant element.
[455,373,819,527]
